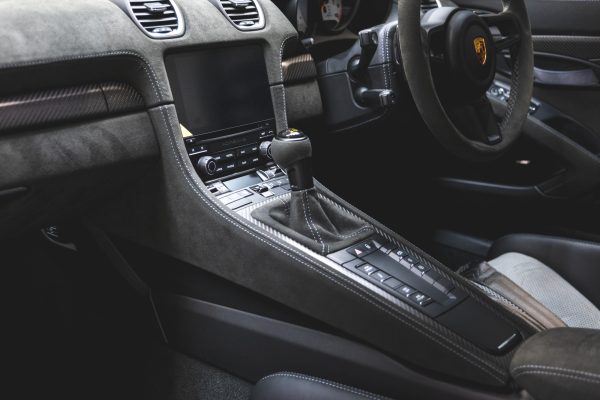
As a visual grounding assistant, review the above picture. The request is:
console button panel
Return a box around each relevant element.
[328,236,467,318]
[185,119,275,179]
[207,168,291,212]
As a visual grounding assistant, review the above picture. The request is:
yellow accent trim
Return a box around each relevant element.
[180,124,193,138]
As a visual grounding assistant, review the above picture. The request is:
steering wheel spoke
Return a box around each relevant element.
[447,96,502,145]
[493,34,521,51]
[481,12,522,51]
[481,12,519,32]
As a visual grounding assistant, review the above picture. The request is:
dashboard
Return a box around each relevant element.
[274,0,393,37]
[0,0,393,237]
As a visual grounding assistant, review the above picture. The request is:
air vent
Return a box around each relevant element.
[217,0,265,31]
[127,0,185,39]
[421,0,440,13]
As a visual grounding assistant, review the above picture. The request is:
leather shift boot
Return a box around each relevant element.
[251,188,374,255]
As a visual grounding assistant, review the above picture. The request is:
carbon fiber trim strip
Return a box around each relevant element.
[282,53,317,84]
[0,82,144,132]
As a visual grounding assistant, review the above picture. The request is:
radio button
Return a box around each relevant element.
[238,145,260,157]
[238,158,251,168]
[189,145,207,154]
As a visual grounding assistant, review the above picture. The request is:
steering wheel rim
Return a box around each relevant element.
[398,0,534,161]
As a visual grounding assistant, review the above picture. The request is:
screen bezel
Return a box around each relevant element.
[165,44,275,137]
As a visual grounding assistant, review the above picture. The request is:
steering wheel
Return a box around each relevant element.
[398,0,534,161]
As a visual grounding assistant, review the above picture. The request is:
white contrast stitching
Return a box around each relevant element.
[383,24,391,89]
[303,190,326,255]
[513,370,600,385]
[335,226,375,240]
[258,373,387,400]
[383,23,397,90]
[512,365,600,380]
[300,190,322,252]
[279,35,297,130]
[0,50,166,104]
[280,35,297,83]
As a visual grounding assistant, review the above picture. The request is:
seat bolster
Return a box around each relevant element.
[485,253,600,329]
[489,234,600,307]
[462,260,566,331]
[251,373,391,400]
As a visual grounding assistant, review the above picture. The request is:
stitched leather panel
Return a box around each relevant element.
[250,188,374,255]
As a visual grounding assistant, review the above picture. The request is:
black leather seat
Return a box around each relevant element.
[462,234,600,330]
[251,373,391,400]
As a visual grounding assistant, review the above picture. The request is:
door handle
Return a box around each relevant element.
[534,66,599,86]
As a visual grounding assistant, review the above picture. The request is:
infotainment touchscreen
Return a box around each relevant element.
[165,44,274,136]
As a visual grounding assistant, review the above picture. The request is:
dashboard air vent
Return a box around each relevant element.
[218,0,265,31]
[421,0,440,13]
[128,0,185,39]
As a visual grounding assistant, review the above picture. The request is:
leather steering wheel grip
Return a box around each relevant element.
[397,0,534,161]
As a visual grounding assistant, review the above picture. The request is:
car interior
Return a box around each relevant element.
[4,0,600,399]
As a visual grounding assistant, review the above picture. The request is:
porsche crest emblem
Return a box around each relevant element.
[473,36,488,65]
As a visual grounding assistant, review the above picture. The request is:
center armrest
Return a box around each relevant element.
[510,328,600,400]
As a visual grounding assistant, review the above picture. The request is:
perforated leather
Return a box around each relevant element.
[488,253,600,329]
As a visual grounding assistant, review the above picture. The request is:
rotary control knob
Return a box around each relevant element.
[197,156,218,176]
[259,140,272,159]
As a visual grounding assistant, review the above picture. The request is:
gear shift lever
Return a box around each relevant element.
[271,128,314,191]
[253,128,373,255]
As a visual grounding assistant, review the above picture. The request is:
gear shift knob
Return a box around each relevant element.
[271,128,314,191]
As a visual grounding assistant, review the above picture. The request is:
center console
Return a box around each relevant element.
[162,39,527,389]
